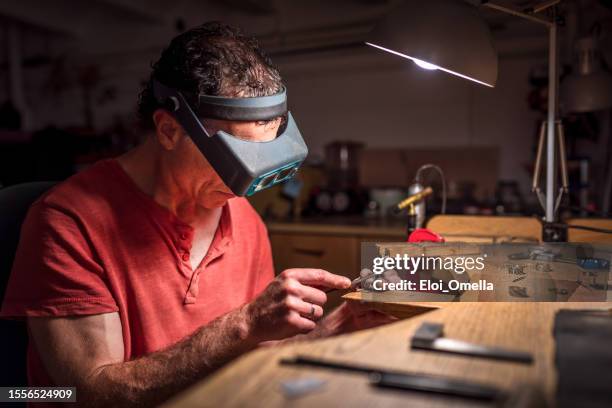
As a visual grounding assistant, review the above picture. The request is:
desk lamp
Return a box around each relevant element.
[367,0,568,241]
[562,36,612,113]
[561,35,612,215]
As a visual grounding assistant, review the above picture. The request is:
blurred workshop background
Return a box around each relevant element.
[0,0,611,221]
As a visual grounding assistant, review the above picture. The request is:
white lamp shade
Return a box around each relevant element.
[561,37,612,112]
[366,0,498,87]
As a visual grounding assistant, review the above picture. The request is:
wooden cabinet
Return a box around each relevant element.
[269,234,359,277]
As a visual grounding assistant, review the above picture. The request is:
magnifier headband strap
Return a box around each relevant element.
[151,78,287,121]
[196,88,287,121]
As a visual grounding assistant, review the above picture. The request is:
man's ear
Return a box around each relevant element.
[152,109,184,150]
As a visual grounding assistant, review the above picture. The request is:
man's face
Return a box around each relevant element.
[154,109,281,209]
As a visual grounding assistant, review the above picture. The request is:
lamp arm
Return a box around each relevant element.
[525,0,562,14]
[480,1,554,27]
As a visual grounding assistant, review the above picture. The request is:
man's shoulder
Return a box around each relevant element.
[33,159,118,216]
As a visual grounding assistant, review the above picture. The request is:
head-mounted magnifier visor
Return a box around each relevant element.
[152,79,308,196]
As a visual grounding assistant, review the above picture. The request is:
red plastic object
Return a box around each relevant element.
[408,228,445,243]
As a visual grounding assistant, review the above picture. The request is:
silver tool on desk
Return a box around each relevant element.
[279,377,327,399]
[411,322,534,364]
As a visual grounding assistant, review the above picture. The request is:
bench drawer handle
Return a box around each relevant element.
[292,247,325,257]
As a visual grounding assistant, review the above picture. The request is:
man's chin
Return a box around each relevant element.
[199,190,235,209]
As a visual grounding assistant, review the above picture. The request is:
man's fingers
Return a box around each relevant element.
[287,296,324,320]
[284,269,351,289]
[280,278,327,305]
[286,310,316,332]
[294,284,327,306]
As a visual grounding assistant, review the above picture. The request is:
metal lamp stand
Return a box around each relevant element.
[532,119,570,240]
[482,0,567,241]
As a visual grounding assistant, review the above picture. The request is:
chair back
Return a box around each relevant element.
[0,182,56,387]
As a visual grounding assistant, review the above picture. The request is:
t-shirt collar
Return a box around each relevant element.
[107,158,235,251]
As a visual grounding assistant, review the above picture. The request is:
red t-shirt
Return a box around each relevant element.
[1,159,274,387]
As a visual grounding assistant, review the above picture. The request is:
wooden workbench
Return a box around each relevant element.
[162,301,610,408]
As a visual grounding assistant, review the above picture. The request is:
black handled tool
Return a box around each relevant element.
[411,322,534,364]
[370,372,500,400]
[281,355,503,401]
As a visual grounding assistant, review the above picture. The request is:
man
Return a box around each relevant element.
[1,22,392,407]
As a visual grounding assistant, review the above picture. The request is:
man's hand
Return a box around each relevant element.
[316,301,399,337]
[271,301,398,344]
[243,269,350,342]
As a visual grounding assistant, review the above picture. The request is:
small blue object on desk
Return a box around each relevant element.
[279,377,327,399]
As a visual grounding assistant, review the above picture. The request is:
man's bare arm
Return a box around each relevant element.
[28,268,351,407]
[29,308,254,407]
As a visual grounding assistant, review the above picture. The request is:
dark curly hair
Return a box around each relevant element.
[137,21,283,129]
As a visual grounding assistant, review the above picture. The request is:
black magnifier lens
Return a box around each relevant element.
[276,167,295,181]
[259,173,277,189]
[287,167,299,178]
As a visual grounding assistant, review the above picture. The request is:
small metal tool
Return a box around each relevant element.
[280,355,502,401]
[411,322,534,364]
